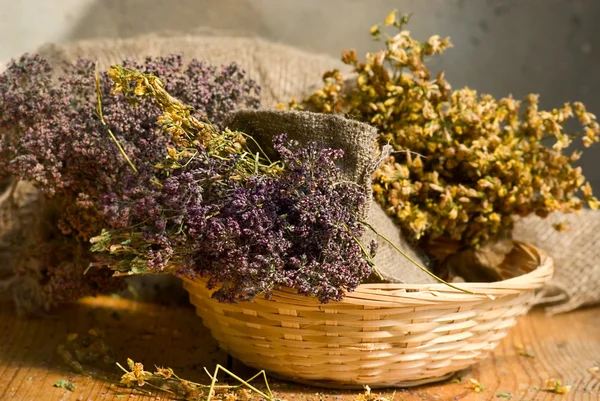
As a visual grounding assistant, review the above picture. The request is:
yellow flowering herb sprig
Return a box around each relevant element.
[107,65,283,180]
[288,10,599,253]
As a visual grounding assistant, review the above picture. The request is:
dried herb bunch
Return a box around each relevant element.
[0,54,260,240]
[289,10,600,253]
[0,54,261,309]
[90,66,375,303]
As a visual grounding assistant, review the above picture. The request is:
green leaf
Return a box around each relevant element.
[497,392,513,399]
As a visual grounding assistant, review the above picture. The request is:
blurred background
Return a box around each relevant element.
[1,0,599,187]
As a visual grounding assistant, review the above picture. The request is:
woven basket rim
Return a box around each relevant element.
[182,242,553,308]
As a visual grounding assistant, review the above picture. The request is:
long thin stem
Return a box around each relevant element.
[94,63,138,174]
[116,360,279,401]
[346,225,384,281]
[240,132,275,165]
[360,220,473,294]
[206,365,274,401]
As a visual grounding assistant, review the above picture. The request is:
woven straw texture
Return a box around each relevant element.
[183,242,552,389]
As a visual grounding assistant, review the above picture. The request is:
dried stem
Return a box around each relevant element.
[117,358,282,401]
[94,63,138,174]
[360,220,473,294]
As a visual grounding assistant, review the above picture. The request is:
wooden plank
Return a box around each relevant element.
[0,297,597,401]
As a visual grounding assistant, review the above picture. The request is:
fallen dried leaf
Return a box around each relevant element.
[543,379,571,394]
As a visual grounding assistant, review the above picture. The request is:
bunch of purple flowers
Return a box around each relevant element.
[0,54,261,308]
[89,65,377,303]
[1,56,376,306]
[0,54,260,240]
[92,133,375,303]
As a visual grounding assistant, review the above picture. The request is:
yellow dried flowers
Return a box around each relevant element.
[288,10,599,253]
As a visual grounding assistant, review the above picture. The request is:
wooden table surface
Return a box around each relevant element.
[0,296,598,401]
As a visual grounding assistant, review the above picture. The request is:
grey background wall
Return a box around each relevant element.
[1,0,599,187]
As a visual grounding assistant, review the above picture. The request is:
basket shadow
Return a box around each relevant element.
[0,293,238,385]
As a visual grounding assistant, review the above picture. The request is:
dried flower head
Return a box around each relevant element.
[0,54,260,241]
[543,379,571,394]
[468,378,485,393]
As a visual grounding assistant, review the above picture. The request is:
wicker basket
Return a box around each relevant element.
[182,242,553,389]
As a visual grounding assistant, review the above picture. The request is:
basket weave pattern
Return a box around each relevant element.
[183,245,553,388]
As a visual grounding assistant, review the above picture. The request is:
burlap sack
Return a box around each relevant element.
[224,109,433,284]
[35,32,348,108]
[513,210,600,314]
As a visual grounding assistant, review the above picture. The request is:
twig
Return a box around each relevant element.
[94,63,138,174]
[116,359,280,401]
[360,220,473,294]
[205,365,275,401]
[240,132,275,165]
[348,229,384,281]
